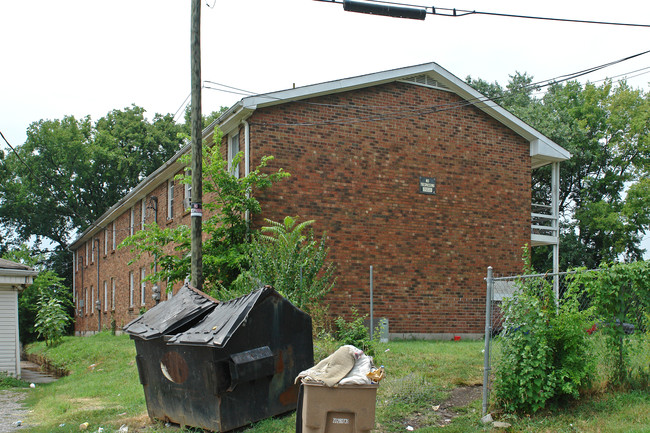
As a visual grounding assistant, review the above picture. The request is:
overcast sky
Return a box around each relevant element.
[1,0,649,255]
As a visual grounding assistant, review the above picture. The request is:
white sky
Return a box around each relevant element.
[1,0,649,256]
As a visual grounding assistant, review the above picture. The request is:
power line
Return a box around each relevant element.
[316,0,650,27]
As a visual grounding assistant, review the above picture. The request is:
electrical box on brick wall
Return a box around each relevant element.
[418,176,436,195]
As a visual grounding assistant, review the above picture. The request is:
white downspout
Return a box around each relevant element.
[243,120,251,222]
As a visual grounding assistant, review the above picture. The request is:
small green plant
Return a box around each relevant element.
[0,372,29,389]
[566,261,650,387]
[334,308,377,356]
[34,295,71,347]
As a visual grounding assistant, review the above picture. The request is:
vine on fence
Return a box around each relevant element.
[566,261,650,387]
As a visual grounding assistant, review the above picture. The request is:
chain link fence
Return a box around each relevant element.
[481,266,649,415]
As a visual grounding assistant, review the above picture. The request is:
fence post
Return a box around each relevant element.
[482,266,494,416]
[369,265,374,340]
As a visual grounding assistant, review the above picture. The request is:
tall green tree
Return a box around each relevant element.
[0,105,186,251]
[468,75,650,269]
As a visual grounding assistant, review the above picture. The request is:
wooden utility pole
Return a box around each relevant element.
[190,0,203,289]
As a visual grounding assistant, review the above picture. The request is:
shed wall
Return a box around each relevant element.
[0,289,20,376]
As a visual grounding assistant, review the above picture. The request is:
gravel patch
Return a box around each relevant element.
[0,390,30,433]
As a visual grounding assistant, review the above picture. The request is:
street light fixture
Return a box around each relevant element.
[343,0,426,20]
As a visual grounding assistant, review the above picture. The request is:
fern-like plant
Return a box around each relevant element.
[237,216,335,312]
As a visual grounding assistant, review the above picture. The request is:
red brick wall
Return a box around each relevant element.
[73,173,195,334]
[249,82,530,334]
[73,81,530,336]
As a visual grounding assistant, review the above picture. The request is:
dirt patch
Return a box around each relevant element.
[401,385,483,430]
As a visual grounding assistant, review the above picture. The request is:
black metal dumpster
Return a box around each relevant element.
[127,285,313,432]
[123,284,218,424]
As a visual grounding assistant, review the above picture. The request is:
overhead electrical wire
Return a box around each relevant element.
[315,0,650,27]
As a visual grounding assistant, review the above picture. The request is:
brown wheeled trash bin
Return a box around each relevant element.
[300,383,378,433]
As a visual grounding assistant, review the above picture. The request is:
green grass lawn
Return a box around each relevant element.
[17,333,650,432]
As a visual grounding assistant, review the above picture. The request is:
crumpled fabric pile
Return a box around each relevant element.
[295,345,379,387]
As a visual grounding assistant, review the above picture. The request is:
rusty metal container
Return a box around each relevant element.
[125,285,313,432]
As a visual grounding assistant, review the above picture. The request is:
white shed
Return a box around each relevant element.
[0,258,37,377]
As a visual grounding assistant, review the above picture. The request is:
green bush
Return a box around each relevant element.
[334,308,377,357]
[34,295,71,347]
[494,249,595,413]
[0,372,29,389]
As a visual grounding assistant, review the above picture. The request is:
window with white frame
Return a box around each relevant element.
[140,267,146,306]
[228,133,240,178]
[103,280,108,312]
[184,174,192,211]
[141,198,146,229]
[91,240,95,263]
[104,229,108,256]
[85,242,89,265]
[75,251,78,272]
[130,207,135,236]
[111,278,116,311]
[129,271,134,307]
[112,221,116,251]
[168,180,174,220]
[91,285,94,315]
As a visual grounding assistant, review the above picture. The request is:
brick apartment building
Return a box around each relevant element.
[70,62,570,338]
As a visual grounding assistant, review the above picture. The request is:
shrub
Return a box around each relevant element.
[34,295,71,347]
[334,308,377,357]
[0,372,29,389]
[236,216,335,313]
[493,248,595,413]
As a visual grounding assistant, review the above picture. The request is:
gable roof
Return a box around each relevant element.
[210,62,570,169]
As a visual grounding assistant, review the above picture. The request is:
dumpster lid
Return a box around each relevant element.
[123,283,218,340]
[167,285,277,347]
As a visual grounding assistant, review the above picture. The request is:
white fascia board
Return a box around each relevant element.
[0,272,37,287]
[239,63,442,111]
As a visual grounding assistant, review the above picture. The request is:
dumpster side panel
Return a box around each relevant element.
[133,339,222,430]
[217,294,314,431]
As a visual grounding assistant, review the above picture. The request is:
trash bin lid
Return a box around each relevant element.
[123,283,218,340]
[167,286,275,347]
